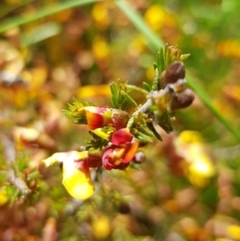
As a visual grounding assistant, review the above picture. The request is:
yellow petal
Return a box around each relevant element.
[91,128,110,140]
[43,151,94,199]
[43,151,88,166]
[227,225,240,240]
[0,187,8,206]
[62,162,94,199]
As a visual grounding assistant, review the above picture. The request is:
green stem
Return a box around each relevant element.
[0,0,101,34]
[126,84,149,96]
[116,0,240,142]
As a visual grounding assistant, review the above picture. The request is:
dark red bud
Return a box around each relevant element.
[165,61,185,84]
[170,88,194,110]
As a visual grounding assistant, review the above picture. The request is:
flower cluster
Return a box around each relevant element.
[43,46,195,200]
[102,128,139,170]
[43,107,139,199]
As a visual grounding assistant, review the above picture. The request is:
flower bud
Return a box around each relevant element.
[165,61,185,84]
[170,88,194,110]
[84,107,112,130]
[133,151,145,164]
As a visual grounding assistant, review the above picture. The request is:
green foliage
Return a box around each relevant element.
[62,99,89,124]
[110,82,137,110]
[1,0,240,240]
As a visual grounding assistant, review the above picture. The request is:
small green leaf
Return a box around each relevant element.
[165,44,171,69]
[110,82,118,96]
[73,119,87,125]
[83,101,90,106]
[121,100,129,111]
[135,133,152,143]
[137,126,155,138]
[62,109,72,117]
[120,91,138,107]
[151,67,159,91]
[158,48,165,72]
[180,54,191,61]
[110,83,119,108]
[129,162,141,170]
[111,97,118,109]
[127,116,135,129]
[146,122,162,141]
[143,82,151,92]
[156,111,173,134]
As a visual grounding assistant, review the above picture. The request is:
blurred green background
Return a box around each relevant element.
[1,0,240,240]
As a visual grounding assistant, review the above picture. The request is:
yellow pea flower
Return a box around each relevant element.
[227,225,240,240]
[43,151,95,200]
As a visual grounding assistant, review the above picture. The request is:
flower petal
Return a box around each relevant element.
[43,151,95,199]
[111,128,133,145]
[102,147,130,170]
[43,151,89,166]
[122,140,139,163]
[91,128,111,140]
[84,107,112,130]
[62,161,95,199]
[102,148,115,170]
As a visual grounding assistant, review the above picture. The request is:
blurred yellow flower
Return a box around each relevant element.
[146,66,155,81]
[43,151,95,200]
[92,215,111,240]
[77,84,111,98]
[91,2,110,30]
[223,85,240,103]
[92,36,110,60]
[144,5,175,31]
[227,225,240,240]
[188,154,215,187]
[177,130,203,145]
[0,187,8,206]
[218,39,240,59]
[215,239,232,241]
[128,35,145,56]
[13,127,39,150]
[175,131,215,187]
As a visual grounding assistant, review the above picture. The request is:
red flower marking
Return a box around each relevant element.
[102,128,139,170]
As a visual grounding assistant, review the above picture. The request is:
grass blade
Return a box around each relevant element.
[21,22,62,47]
[187,73,240,142]
[0,0,100,34]
[115,0,164,51]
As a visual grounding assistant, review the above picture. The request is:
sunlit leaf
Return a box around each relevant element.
[21,22,62,47]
